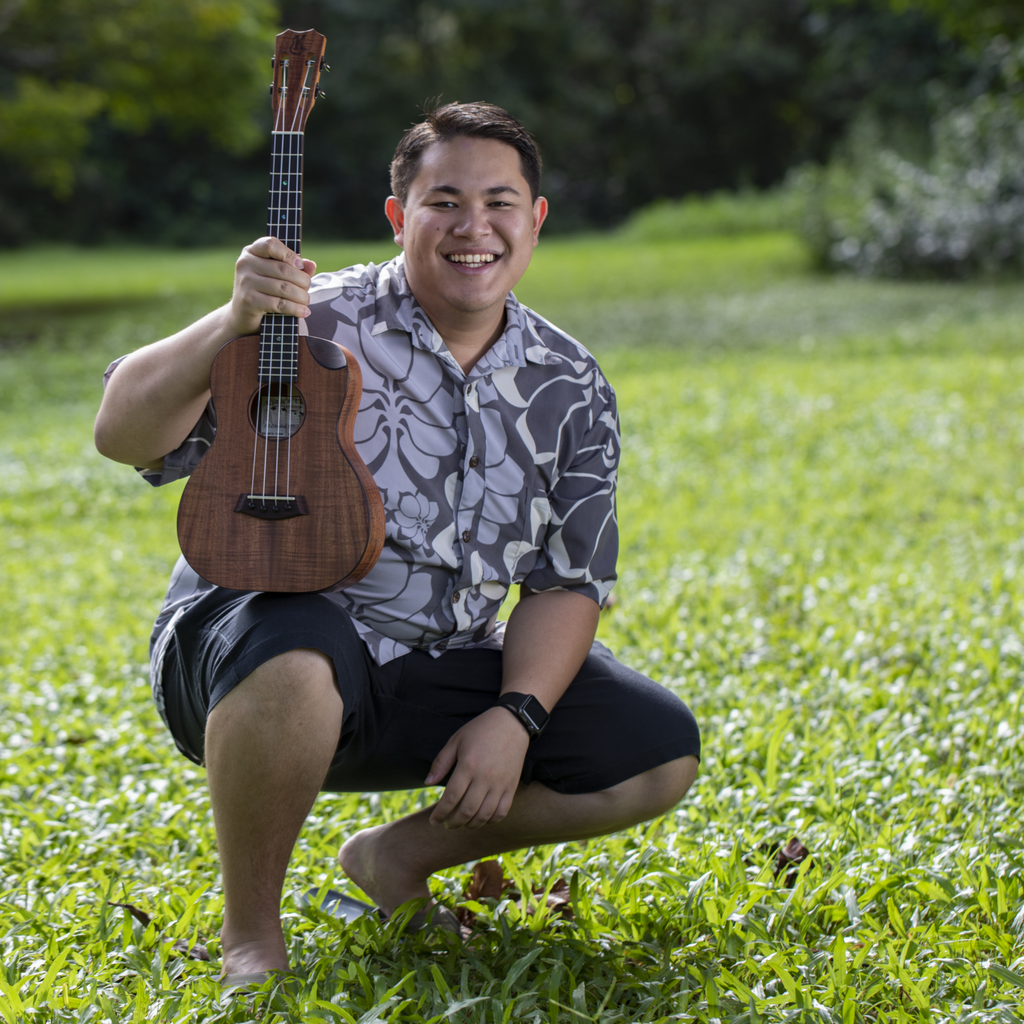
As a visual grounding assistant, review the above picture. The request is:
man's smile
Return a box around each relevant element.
[445,253,499,265]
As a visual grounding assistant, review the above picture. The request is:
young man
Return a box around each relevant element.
[95,102,700,987]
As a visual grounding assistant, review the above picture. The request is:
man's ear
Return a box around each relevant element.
[532,196,549,245]
[385,196,405,247]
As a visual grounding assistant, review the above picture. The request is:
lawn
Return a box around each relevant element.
[1,231,1024,1022]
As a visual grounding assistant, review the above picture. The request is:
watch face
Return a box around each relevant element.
[499,693,548,737]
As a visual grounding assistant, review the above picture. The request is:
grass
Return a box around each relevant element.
[616,188,800,242]
[2,231,1024,1021]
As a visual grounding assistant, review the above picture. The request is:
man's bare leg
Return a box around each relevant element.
[205,648,342,979]
[338,755,699,915]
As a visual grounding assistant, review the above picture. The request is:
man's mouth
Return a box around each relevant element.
[445,253,498,264]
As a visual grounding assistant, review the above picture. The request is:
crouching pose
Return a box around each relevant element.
[94,102,700,987]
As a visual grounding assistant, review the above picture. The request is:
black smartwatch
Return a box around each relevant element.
[496,692,549,740]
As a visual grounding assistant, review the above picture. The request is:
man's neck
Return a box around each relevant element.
[415,298,508,375]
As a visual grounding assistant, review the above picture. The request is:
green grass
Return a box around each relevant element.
[616,188,800,242]
[2,233,1024,1021]
[0,241,401,311]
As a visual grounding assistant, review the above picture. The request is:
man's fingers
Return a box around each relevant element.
[435,778,490,829]
[463,790,504,829]
[231,238,314,329]
[243,236,303,266]
[424,738,458,787]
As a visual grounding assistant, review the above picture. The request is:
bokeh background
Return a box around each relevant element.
[2,0,1023,278]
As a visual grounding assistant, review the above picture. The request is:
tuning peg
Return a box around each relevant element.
[316,88,326,98]
[320,59,330,71]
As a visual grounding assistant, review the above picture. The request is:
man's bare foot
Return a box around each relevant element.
[338,822,432,916]
[218,930,289,980]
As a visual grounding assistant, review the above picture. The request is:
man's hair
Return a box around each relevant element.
[390,101,542,203]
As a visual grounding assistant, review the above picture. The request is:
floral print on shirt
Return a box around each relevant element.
[107,255,620,666]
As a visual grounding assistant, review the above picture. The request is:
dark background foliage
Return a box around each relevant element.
[0,0,988,245]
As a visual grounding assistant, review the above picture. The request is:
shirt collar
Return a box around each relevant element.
[370,254,546,375]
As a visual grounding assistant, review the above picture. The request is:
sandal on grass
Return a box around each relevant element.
[301,888,462,937]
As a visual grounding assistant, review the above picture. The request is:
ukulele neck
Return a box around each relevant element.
[260,129,305,383]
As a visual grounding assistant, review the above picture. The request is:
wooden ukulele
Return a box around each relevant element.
[177,28,385,593]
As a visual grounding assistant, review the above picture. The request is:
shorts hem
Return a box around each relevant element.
[532,739,701,795]
[204,629,363,721]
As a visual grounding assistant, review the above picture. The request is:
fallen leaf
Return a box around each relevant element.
[171,938,210,961]
[773,836,811,887]
[466,860,506,901]
[109,902,153,928]
[534,877,574,919]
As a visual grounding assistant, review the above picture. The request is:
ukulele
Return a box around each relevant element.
[176,28,385,593]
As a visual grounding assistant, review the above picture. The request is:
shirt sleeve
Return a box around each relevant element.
[521,385,620,606]
[102,356,216,488]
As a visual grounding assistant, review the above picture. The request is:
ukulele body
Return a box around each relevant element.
[177,331,385,593]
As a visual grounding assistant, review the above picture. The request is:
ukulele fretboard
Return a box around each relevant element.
[260,129,305,381]
[259,316,300,382]
[268,131,304,251]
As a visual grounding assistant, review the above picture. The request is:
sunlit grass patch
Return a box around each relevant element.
[2,235,1024,1020]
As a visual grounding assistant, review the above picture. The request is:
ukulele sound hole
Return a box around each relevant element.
[251,384,306,439]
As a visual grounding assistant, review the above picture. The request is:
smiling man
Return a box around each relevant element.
[94,102,701,988]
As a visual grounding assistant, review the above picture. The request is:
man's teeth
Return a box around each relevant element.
[446,253,496,264]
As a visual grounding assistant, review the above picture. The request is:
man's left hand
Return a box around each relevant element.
[425,707,531,829]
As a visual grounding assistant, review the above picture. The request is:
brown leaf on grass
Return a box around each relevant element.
[171,939,210,961]
[466,859,507,900]
[109,901,210,959]
[533,877,574,919]
[457,859,510,929]
[774,836,811,887]
[109,902,153,928]
[457,861,573,929]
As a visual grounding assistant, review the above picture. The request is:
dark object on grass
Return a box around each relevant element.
[774,836,812,887]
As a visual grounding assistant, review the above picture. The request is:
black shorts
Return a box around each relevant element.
[154,589,700,795]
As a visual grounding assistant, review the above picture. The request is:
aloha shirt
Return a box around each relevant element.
[110,255,620,666]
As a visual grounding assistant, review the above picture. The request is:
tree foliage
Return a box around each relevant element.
[260,0,976,237]
[0,0,275,222]
[884,0,1024,49]
[0,0,983,244]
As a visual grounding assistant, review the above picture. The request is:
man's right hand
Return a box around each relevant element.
[228,237,317,337]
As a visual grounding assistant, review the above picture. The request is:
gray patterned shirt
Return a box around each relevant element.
[110,255,619,665]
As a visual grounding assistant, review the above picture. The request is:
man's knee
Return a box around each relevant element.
[225,647,340,714]
[606,754,699,821]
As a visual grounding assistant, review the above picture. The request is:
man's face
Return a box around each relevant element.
[385,136,548,331]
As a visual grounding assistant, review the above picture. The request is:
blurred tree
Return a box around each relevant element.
[884,0,1024,47]
[0,0,981,244]
[284,0,972,235]
[0,0,276,242]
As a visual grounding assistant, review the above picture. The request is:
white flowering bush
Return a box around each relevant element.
[798,93,1024,277]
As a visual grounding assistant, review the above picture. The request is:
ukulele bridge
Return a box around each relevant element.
[235,494,311,519]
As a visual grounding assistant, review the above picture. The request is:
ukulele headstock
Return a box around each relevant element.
[270,29,327,133]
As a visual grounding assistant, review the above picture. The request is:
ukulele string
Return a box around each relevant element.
[283,61,315,510]
[254,57,290,510]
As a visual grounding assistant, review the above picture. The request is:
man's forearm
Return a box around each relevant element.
[500,588,601,715]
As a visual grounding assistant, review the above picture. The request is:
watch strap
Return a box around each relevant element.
[496,692,549,739]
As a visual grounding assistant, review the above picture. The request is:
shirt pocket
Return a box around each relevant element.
[500,487,552,585]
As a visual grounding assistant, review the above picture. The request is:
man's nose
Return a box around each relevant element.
[452,204,491,238]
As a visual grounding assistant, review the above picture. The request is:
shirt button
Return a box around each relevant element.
[453,592,461,603]
[461,530,471,543]
[469,455,479,468]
